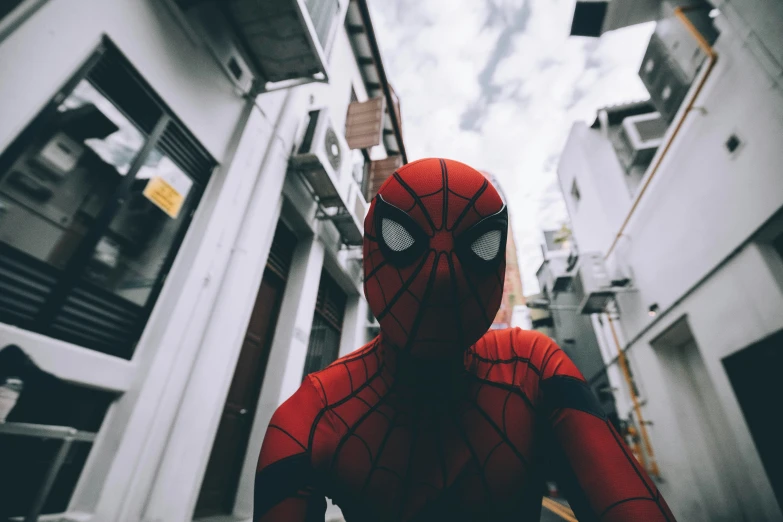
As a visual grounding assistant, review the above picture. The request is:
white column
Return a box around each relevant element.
[232,234,326,519]
[338,293,370,358]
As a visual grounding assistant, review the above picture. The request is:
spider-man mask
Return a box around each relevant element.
[363,158,507,358]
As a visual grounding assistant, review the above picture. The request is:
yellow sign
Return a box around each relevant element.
[143,176,184,218]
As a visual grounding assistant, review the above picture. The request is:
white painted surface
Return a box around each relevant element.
[1,2,379,520]
[233,235,327,518]
[0,325,133,392]
[0,0,246,161]
[557,12,783,520]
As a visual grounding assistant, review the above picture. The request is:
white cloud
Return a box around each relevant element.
[367,0,654,294]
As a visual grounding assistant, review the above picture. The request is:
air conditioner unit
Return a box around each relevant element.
[544,253,574,294]
[224,0,340,86]
[164,1,255,94]
[616,112,667,170]
[639,32,692,124]
[576,252,616,315]
[291,108,348,208]
[330,182,367,247]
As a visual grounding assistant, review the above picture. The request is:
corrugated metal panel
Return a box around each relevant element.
[157,120,215,186]
[50,284,143,359]
[0,245,57,326]
[314,271,346,330]
[266,224,298,280]
[345,97,385,150]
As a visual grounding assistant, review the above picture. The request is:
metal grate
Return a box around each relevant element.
[265,224,298,280]
[157,120,215,186]
[314,271,346,331]
[0,245,58,326]
[49,283,143,359]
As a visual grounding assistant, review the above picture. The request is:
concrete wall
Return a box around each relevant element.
[557,9,783,521]
[0,1,373,521]
[622,244,783,521]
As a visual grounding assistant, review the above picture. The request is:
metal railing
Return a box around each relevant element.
[0,422,97,522]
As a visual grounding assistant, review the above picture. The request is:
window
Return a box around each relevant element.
[773,231,783,262]
[302,271,347,378]
[0,1,25,25]
[0,39,215,359]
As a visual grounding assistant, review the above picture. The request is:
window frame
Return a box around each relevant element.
[0,37,215,360]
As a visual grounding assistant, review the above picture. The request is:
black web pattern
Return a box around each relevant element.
[363,159,505,349]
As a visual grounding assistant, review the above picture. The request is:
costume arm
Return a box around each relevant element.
[254,376,327,522]
[538,338,676,521]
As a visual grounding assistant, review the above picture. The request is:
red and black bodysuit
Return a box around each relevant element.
[255,158,676,521]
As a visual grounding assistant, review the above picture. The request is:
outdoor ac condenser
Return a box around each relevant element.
[616,111,667,170]
[290,108,348,208]
[577,252,616,315]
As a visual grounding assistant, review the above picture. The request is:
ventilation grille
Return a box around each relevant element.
[315,271,346,330]
[50,284,143,359]
[157,120,215,185]
[266,224,298,280]
[0,245,57,326]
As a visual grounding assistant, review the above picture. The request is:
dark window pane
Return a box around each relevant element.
[303,313,342,377]
[0,80,144,270]
[81,148,197,307]
[0,1,25,22]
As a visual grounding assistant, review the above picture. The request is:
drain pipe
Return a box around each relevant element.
[607,313,660,478]
[605,6,718,260]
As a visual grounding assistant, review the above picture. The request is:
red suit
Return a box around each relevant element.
[255,158,676,521]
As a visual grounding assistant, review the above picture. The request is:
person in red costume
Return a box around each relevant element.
[255,158,676,521]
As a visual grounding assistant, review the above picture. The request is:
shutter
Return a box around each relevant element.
[0,244,58,327]
[345,97,385,150]
[315,271,346,331]
[265,223,298,280]
[50,283,144,359]
[367,156,402,200]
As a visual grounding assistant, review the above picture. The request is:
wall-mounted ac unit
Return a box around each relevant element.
[544,253,574,295]
[330,183,367,246]
[577,252,615,314]
[291,108,348,208]
[638,33,692,124]
[225,0,340,86]
[616,112,667,170]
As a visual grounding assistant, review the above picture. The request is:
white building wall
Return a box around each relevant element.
[557,8,783,521]
[0,1,376,521]
[621,244,783,521]
[0,0,246,162]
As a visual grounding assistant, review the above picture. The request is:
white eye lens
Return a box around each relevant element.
[471,229,502,261]
[381,218,415,252]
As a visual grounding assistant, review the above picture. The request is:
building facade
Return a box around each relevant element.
[557,1,783,520]
[482,173,527,330]
[0,1,404,521]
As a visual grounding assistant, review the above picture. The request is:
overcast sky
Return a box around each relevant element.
[366,0,654,294]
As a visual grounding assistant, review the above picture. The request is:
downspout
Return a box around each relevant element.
[604,6,718,260]
[607,314,660,478]
[600,5,719,479]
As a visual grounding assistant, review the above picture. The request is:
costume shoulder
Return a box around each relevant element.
[307,337,383,407]
[257,375,331,471]
[465,328,583,392]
